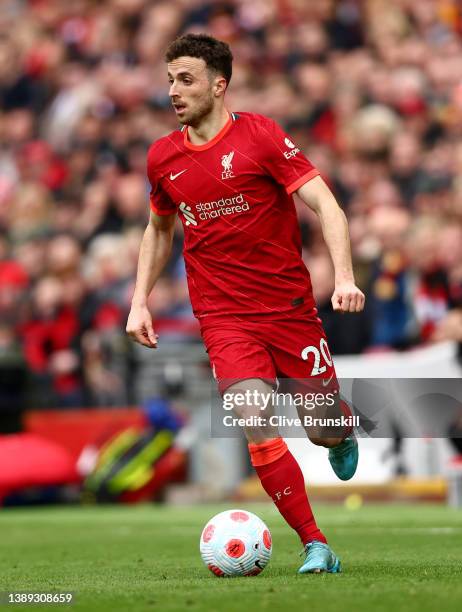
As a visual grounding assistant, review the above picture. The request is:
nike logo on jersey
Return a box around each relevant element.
[170,169,188,181]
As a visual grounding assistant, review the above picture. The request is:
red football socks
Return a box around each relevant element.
[248,437,327,546]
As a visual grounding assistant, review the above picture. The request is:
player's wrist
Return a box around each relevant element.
[131,296,149,308]
[334,275,355,286]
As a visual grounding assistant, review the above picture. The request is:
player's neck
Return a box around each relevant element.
[187,106,230,146]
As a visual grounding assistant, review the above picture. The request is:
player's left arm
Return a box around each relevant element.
[296,175,365,313]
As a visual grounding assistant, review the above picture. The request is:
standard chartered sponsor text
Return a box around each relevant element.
[195,193,250,220]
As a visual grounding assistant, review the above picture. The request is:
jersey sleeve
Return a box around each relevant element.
[258,117,319,194]
[149,182,177,216]
[147,145,177,216]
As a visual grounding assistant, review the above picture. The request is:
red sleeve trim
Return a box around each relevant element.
[286,169,320,194]
[150,198,176,216]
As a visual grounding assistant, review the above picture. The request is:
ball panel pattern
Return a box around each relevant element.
[230,511,249,522]
[202,524,215,543]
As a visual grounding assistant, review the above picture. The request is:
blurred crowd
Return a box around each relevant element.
[1,0,462,411]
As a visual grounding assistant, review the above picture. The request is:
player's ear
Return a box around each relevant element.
[214,75,228,97]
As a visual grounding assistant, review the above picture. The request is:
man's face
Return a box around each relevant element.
[167,56,218,126]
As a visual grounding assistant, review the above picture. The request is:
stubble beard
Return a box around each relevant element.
[180,92,215,128]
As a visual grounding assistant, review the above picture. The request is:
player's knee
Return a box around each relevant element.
[309,436,344,448]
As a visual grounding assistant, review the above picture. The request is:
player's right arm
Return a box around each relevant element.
[126,210,176,348]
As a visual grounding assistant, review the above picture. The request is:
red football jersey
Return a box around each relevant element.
[147,112,320,322]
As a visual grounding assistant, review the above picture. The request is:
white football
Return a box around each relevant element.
[199,509,272,577]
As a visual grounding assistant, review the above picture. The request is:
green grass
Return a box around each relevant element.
[0,503,461,611]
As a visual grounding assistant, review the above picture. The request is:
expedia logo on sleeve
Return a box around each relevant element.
[284,137,300,159]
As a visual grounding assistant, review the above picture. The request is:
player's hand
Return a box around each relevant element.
[331,281,365,313]
[126,304,159,348]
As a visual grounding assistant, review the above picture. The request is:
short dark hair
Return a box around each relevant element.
[165,34,233,85]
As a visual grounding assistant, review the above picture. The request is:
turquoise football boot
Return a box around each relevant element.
[328,437,358,481]
[298,541,342,574]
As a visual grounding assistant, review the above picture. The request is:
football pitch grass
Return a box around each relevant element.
[0,503,461,612]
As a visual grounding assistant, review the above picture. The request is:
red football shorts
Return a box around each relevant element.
[200,310,339,395]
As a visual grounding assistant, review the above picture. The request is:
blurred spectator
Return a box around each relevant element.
[365,206,413,349]
[0,260,28,429]
[406,215,451,342]
[0,323,27,432]
[431,221,462,345]
[20,275,83,408]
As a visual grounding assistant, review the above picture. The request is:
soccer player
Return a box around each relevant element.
[126,34,365,574]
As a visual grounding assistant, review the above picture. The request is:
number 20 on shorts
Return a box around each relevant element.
[301,338,333,376]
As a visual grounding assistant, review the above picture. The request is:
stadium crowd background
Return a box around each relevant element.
[0,0,462,411]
